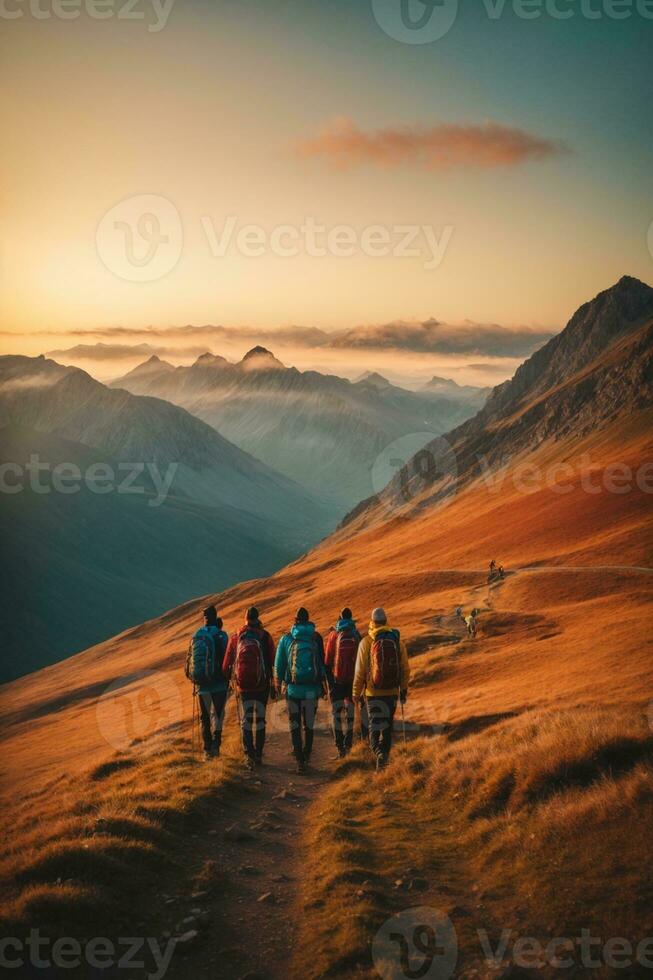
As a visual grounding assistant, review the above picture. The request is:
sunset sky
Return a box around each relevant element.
[1,0,652,386]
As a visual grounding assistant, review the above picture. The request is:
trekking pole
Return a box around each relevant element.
[196,691,203,756]
[400,697,407,746]
[191,684,198,757]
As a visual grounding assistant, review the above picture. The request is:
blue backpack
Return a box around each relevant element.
[186,628,223,686]
[287,635,320,686]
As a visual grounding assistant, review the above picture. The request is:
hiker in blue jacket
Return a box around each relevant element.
[192,605,229,760]
[274,607,328,773]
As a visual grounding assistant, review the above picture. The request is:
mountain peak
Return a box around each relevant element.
[356,371,391,389]
[121,354,175,379]
[615,274,647,289]
[482,274,653,418]
[193,351,229,367]
[424,374,457,388]
[240,347,285,371]
[141,354,174,370]
[243,345,272,359]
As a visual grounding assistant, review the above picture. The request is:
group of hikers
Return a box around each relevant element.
[186,604,410,774]
[488,558,505,582]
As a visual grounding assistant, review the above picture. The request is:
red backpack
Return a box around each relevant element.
[370,631,401,689]
[333,630,358,684]
[234,630,267,691]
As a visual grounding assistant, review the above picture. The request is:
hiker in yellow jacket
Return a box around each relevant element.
[353,607,410,771]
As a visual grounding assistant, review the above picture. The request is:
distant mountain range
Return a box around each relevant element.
[420,375,492,402]
[112,351,487,511]
[0,355,331,680]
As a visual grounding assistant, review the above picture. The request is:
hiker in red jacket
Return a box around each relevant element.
[324,607,361,758]
[223,606,276,770]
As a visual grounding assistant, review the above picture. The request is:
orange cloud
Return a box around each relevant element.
[297,117,568,171]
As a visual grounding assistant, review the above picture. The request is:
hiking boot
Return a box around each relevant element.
[296,759,306,774]
[254,752,263,767]
[245,756,256,772]
[203,750,213,762]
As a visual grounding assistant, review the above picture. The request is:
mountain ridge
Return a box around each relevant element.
[111,351,486,510]
[345,275,653,523]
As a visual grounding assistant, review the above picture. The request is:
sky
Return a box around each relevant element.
[1,0,652,386]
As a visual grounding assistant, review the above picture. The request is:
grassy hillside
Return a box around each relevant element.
[1,401,651,977]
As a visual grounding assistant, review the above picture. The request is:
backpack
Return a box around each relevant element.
[370,630,401,689]
[287,634,320,686]
[234,630,267,691]
[186,630,222,686]
[333,630,358,685]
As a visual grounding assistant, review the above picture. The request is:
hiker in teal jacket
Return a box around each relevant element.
[192,606,229,759]
[274,607,327,773]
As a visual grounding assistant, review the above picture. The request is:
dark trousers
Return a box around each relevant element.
[359,697,370,742]
[367,696,397,760]
[330,683,354,752]
[240,691,269,760]
[198,691,228,752]
[287,697,318,763]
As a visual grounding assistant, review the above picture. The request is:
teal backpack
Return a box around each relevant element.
[287,635,320,686]
[185,628,224,686]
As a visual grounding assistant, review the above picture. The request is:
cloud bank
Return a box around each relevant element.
[330,319,555,357]
[43,320,555,363]
[297,117,569,171]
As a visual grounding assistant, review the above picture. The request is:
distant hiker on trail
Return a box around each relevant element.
[223,606,276,770]
[274,607,327,774]
[498,564,505,579]
[185,605,229,760]
[324,607,362,759]
[352,608,410,772]
[489,560,497,574]
[465,609,478,638]
[455,605,464,622]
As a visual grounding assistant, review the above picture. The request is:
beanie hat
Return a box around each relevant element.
[203,604,217,620]
[371,607,387,624]
[340,606,353,620]
[296,607,309,623]
[246,606,259,622]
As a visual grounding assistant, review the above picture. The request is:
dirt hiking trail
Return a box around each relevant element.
[163,701,338,980]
